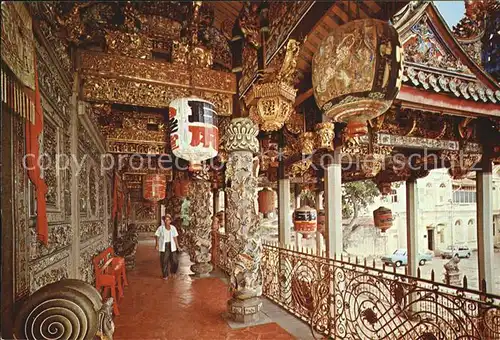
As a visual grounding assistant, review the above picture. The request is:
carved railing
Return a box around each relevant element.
[216,234,500,339]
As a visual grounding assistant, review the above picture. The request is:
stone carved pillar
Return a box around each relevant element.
[165,196,185,249]
[186,180,213,276]
[224,118,262,323]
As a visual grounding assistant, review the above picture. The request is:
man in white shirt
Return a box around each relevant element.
[155,214,179,280]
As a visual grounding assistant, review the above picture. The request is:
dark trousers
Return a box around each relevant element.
[160,242,178,277]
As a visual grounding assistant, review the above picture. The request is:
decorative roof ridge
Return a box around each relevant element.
[393,1,500,92]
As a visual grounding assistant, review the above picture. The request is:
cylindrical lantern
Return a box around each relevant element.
[258,188,275,214]
[169,97,219,169]
[373,206,393,232]
[312,19,403,138]
[143,174,166,202]
[293,205,317,236]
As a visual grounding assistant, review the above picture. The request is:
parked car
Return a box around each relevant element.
[381,249,433,267]
[441,245,471,259]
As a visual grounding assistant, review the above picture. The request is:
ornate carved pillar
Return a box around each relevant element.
[186,179,213,277]
[224,118,262,323]
[165,195,184,249]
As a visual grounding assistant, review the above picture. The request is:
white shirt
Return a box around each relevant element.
[155,224,179,252]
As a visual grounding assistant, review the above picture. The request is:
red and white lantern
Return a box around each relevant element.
[143,174,166,202]
[169,97,219,169]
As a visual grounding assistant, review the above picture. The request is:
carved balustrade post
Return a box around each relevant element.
[186,179,213,277]
[224,118,262,323]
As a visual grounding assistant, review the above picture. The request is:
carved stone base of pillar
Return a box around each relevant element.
[227,297,262,323]
[190,262,213,277]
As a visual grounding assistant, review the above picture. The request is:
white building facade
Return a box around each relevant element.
[355,167,500,256]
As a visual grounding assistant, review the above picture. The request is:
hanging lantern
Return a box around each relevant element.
[169,97,219,169]
[312,19,403,138]
[258,188,275,214]
[293,205,317,236]
[373,206,393,232]
[143,174,166,202]
[245,39,300,132]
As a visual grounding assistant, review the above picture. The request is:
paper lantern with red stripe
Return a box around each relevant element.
[169,97,219,169]
[143,174,166,202]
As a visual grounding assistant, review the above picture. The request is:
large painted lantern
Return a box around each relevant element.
[373,206,393,232]
[169,97,219,170]
[258,187,275,214]
[293,205,317,237]
[143,174,166,202]
[312,19,403,138]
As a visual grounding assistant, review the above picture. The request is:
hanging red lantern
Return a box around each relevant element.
[373,206,393,232]
[258,188,275,214]
[293,205,317,236]
[143,174,166,202]
[169,97,219,169]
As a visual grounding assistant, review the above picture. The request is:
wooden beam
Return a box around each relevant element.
[294,88,314,107]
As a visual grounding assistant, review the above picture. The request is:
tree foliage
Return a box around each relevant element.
[342,180,380,249]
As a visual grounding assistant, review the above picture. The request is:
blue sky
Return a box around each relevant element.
[434,1,466,28]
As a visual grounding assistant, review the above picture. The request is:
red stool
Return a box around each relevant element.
[93,256,120,315]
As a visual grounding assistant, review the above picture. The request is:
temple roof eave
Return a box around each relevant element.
[397,85,500,118]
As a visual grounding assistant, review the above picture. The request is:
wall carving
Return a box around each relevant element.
[80,240,108,284]
[14,118,30,299]
[80,221,106,243]
[29,224,72,261]
[42,121,59,207]
[28,2,72,78]
[80,51,236,93]
[105,30,152,60]
[35,39,71,120]
[78,151,89,217]
[30,255,70,293]
[265,2,314,64]
[95,105,168,154]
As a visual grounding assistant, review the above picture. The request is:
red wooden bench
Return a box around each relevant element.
[93,247,128,315]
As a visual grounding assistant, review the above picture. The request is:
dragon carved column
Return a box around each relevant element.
[186,176,213,277]
[224,118,262,323]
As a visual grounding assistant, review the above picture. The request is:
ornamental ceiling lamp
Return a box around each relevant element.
[168,2,219,172]
[312,15,403,139]
[246,39,301,131]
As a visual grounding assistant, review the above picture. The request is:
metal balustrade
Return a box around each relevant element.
[216,232,500,339]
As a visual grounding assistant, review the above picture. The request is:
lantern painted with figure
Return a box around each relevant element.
[293,205,317,237]
[169,97,219,169]
[258,188,275,214]
[312,19,403,138]
[143,174,166,202]
[373,206,393,232]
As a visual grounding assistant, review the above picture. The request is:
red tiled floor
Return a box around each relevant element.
[113,240,295,340]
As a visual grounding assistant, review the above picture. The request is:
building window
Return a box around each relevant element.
[452,187,477,204]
